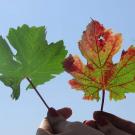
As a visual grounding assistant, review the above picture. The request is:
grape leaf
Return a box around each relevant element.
[63,20,135,101]
[0,25,67,99]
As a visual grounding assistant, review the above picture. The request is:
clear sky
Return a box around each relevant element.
[0,0,135,134]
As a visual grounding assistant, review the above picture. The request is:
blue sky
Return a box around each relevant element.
[0,0,135,134]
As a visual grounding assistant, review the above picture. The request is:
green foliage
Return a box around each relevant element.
[0,25,67,99]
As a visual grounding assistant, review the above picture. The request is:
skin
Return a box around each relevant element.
[94,111,135,135]
[36,108,135,135]
[36,108,104,135]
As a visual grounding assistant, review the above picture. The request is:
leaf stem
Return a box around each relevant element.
[92,20,106,112]
[26,77,50,110]
[101,89,105,111]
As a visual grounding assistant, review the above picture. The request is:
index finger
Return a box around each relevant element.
[94,111,135,135]
[57,107,72,119]
[36,128,51,135]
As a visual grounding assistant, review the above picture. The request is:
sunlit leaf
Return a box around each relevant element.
[0,25,67,99]
[64,20,135,101]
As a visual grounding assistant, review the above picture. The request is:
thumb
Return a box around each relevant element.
[96,120,131,135]
[94,113,131,135]
[94,111,135,135]
[47,108,72,133]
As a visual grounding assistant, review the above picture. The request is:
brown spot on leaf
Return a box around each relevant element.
[69,79,81,89]
[83,95,93,100]
[63,55,83,73]
[87,63,95,71]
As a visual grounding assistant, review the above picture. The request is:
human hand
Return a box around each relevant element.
[93,111,135,135]
[36,107,104,135]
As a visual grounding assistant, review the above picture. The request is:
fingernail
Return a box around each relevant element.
[97,117,108,126]
[83,120,96,127]
[48,107,59,117]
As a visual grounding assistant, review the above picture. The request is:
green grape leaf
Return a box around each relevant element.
[0,25,67,99]
[63,20,135,101]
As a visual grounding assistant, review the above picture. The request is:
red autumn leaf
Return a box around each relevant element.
[63,20,135,102]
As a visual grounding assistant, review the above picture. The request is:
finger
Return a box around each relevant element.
[36,128,52,135]
[37,107,72,135]
[38,118,53,133]
[96,120,131,135]
[48,107,72,120]
[94,111,135,135]
[47,108,72,133]
[83,120,97,129]
[57,107,72,119]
